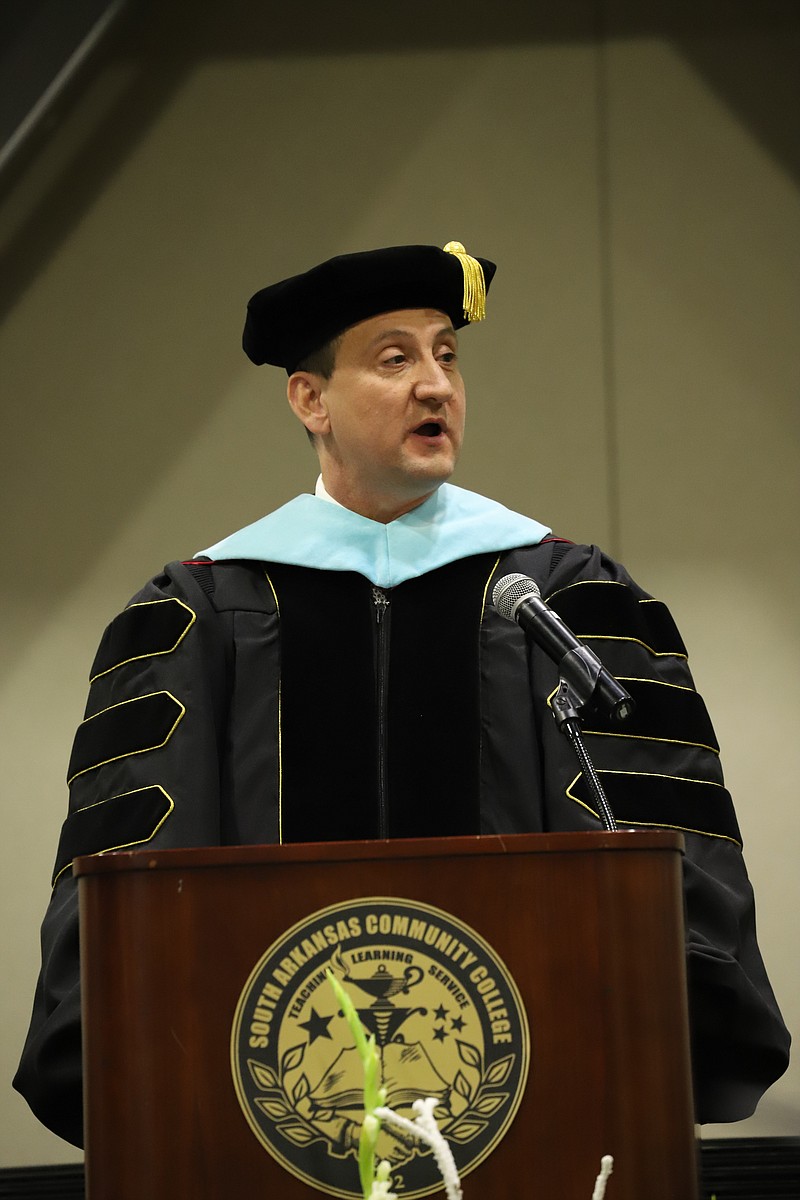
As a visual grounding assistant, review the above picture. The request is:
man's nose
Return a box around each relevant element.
[413,358,453,404]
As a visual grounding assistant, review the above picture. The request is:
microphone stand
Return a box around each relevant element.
[550,656,625,834]
[490,572,634,833]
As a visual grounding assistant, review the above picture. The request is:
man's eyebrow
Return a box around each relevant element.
[367,325,458,348]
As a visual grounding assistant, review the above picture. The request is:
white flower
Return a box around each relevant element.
[375,1099,462,1200]
[592,1154,614,1200]
[367,1160,397,1200]
[362,1114,380,1140]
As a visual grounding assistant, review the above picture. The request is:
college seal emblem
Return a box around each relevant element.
[231,896,530,1197]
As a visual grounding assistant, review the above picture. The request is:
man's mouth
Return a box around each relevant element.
[413,420,445,438]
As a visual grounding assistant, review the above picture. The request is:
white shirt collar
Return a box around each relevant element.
[314,474,346,508]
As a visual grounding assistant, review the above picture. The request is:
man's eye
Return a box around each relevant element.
[438,351,457,364]
[383,354,406,366]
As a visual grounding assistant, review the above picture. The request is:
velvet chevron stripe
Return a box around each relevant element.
[66,691,185,783]
[89,598,196,681]
[580,677,720,751]
[567,771,742,844]
[547,581,688,658]
[52,785,174,885]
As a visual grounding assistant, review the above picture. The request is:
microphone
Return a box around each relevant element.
[492,573,635,722]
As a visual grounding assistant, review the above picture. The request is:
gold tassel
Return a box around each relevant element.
[443,240,487,322]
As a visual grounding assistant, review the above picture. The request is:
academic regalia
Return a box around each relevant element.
[14,484,790,1147]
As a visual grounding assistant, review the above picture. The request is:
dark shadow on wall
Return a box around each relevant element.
[150,0,800,185]
[3,0,798,318]
[611,0,800,189]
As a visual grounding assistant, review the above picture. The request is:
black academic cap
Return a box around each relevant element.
[242,242,497,372]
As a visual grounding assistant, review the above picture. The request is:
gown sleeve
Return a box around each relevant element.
[13,561,232,1147]
[522,540,790,1122]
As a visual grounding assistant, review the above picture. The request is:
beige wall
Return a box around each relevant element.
[1,3,797,1165]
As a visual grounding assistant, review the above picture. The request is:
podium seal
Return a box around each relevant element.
[231,896,530,1198]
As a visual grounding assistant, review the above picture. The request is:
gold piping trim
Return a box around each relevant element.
[547,579,643,602]
[67,690,186,784]
[565,770,741,846]
[482,555,503,617]
[264,572,283,845]
[580,729,719,754]
[573,634,687,660]
[614,675,696,693]
[52,785,175,887]
[571,766,726,786]
[90,598,197,682]
[554,633,690,662]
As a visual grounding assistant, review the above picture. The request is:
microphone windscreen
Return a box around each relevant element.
[492,573,542,622]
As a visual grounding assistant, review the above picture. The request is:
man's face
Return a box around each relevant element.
[311,308,466,520]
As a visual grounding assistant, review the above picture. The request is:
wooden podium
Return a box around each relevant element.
[76,831,699,1199]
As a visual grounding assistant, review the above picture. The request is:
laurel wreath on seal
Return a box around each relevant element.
[246,1036,514,1156]
[247,1043,342,1153]
[444,1039,513,1144]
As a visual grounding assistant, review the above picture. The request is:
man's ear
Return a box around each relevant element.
[287,372,330,437]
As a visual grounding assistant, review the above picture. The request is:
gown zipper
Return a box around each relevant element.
[372,585,391,837]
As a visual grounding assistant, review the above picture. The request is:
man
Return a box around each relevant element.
[15,242,789,1147]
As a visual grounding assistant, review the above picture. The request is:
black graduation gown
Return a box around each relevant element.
[13,539,790,1147]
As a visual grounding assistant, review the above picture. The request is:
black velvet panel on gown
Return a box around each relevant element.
[265,554,497,843]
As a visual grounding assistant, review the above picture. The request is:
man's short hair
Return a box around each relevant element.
[295,334,341,381]
[294,334,342,444]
